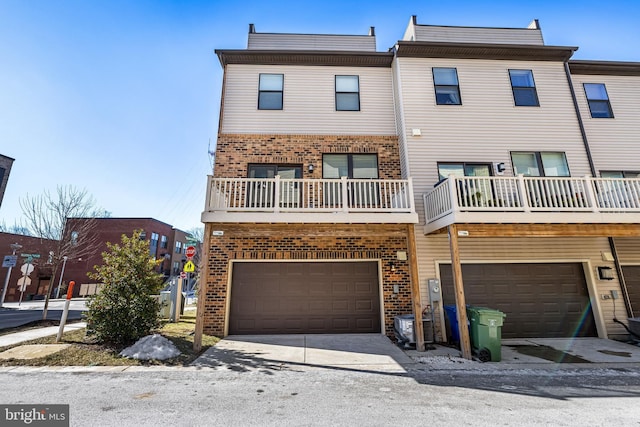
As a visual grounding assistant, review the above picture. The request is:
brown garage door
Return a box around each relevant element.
[623,266,640,317]
[440,263,597,339]
[229,261,381,334]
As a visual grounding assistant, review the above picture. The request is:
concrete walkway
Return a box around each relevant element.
[0,322,86,347]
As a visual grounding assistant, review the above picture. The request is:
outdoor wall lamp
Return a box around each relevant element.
[389,262,396,272]
[496,162,506,173]
[598,266,614,280]
[308,164,314,173]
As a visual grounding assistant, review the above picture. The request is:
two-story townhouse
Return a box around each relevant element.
[404,16,640,355]
[569,60,640,320]
[197,25,420,342]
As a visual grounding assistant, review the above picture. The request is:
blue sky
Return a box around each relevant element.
[0,0,638,232]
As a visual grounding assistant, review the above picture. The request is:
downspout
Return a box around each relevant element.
[564,62,632,319]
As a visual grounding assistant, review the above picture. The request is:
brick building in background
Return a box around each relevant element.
[0,232,58,303]
[0,154,14,208]
[60,218,192,298]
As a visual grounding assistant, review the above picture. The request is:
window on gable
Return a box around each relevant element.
[335,75,360,111]
[584,83,614,118]
[509,70,539,106]
[511,152,570,176]
[258,74,283,110]
[433,68,461,105]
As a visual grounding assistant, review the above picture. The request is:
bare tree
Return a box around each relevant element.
[0,220,32,236]
[19,185,109,318]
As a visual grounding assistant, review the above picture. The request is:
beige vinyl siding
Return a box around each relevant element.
[613,238,640,264]
[415,233,626,337]
[395,57,590,219]
[221,64,396,135]
[248,33,377,51]
[571,74,640,174]
[392,60,410,179]
[413,26,544,45]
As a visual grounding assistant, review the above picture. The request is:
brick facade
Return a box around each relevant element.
[201,223,413,339]
[214,134,402,180]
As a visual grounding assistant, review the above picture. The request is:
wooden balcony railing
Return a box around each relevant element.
[424,175,640,225]
[205,176,416,214]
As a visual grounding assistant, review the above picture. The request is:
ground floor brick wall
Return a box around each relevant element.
[201,223,414,338]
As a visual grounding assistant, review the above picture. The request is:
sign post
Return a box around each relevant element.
[1,243,22,307]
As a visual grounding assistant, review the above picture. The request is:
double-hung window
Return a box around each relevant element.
[175,241,182,254]
[433,68,461,105]
[509,70,539,106]
[584,83,614,118]
[258,74,283,110]
[511,152,569,176]
[335,75,360,111]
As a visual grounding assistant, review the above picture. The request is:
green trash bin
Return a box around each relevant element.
[467,307,506,362]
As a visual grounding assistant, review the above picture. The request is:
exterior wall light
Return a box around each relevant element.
[597,266,614,280]
[308,164,314,173]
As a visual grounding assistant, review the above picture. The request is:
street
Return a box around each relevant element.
[1,366,640,426]
[0,300,86,329]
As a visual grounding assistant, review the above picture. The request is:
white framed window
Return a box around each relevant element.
[433,67,461,105]
[258,74,283,110]
[511,152,570,176]
[335,75,360,111]
[584,83,614,118]
[509,70,539,106]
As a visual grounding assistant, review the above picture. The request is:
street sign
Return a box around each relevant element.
[183,260,195,273]
[185,246,196,259]
[17,276,32,291]
[20,253,41,258]
[20,263,35,276]
[2,255,17,268]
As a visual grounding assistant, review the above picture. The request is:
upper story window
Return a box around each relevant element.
[160,235,168,249]
[322,154,378,179]
[584,83,614,118]
[175,241,182,254]
[601,171,640,178]
[150,233,159,246]
[258,74,283,110]
[511,152,569,176]
[433,68,461,105]
[335,75,360,111]
[509,70,539,106]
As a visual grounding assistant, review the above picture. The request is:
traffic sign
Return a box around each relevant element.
[183,260,195,273]
[2,255,17,268]
[179,272,187,279]
[17,276,32,291]
[185,246,196,259]
[20,263,35,276]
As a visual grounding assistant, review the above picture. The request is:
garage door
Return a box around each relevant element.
[440,263,597,339]
[623,266,640,317]
[229,262,381,334]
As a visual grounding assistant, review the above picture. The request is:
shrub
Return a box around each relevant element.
[85,230,164,346]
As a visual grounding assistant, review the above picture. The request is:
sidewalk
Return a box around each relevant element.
[0,323,86,347]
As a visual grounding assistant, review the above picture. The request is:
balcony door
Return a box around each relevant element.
[248,164,302,207]
[438,163,493,207]
[323,154,379,207]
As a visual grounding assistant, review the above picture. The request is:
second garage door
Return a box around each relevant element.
[440,263,597,339]
[229,261,381,335]
[623,266,640,317]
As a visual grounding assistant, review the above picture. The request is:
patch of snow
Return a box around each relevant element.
[119,334,181,360]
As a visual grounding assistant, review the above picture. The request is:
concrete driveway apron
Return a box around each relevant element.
[192,333,414,373]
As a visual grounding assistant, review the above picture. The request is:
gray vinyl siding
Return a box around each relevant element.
[413,26,544,45]
[571,74,640,175]
[394,57,591,220]
[221,64,396,135]
[415,233,625,337]
[248,33,377,51]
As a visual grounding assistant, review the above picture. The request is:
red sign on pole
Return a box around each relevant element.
[185,246,196,259]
